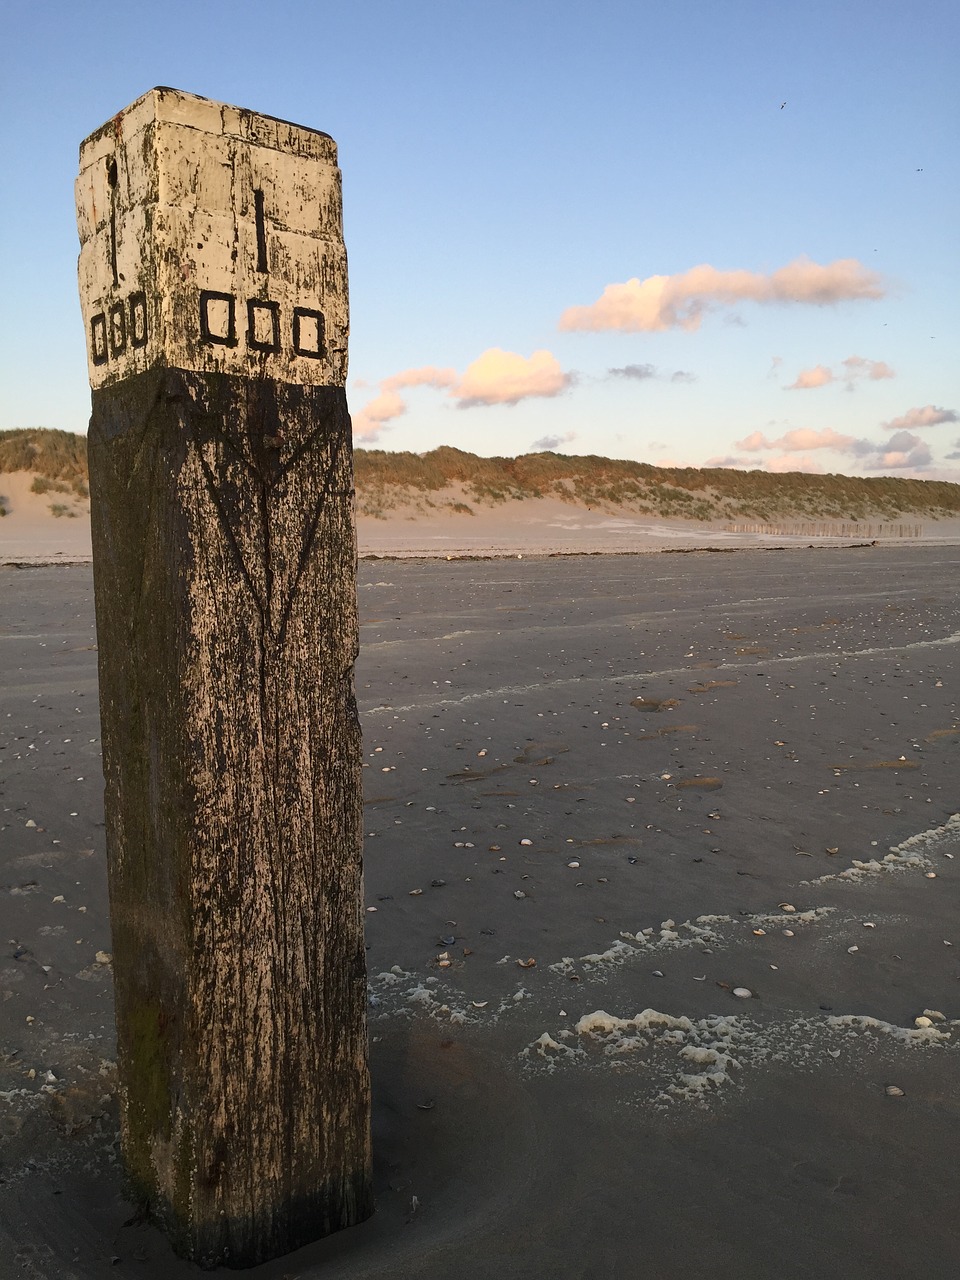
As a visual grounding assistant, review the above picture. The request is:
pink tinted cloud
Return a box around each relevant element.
[766,455,825,474]
[787,364,834,390]
[722,422,937,477]
[382,365,458,393]
[352,349,572,440]
[353,367,457,440]
[866,448,932,470]
[735,430,772,451]
[775,427,857,452]
[736,427,856,454]
[352,389,407,441]
[786,355,894,391]
[455,348,571,407]
[862,431,932,470]
[883,405,958,430]
[361,389,406,421]
[558,257,884,333]
[841,356,894,382]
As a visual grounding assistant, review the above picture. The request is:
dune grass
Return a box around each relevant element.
[3,430,959,524]
[354,446,960,522]
[0,429,89,497]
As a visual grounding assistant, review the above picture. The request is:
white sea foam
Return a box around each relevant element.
[521,1006,767,1104]
[572,908,829,977]
[826,1014,951,1046]
[804,815,959,885]
[522,1003,955,1105]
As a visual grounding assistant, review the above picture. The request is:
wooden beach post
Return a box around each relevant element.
[75,88,372,1267]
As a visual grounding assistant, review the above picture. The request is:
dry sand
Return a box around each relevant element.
[356,491,960,558]
[0,472,92,564]
[2,547,959,1278]
[4,471,960,564]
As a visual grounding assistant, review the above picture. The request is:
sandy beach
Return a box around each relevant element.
[5,472,960,565]
[2,544,959,1278]
[354,489,960,558]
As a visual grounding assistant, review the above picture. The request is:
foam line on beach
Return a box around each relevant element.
[520,1005,957,1108]
[804,814,960,885]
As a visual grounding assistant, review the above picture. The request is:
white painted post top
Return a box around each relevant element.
[76,88,347,390]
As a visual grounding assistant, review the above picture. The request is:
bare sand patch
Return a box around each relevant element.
[5,471,960,563]
[0,472,91,562]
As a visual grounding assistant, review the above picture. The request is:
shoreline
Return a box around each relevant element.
[0,542,937,568]
[5,535,959,568]
[4,470,960,564]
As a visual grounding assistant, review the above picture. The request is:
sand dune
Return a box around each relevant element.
[4,470,960,564]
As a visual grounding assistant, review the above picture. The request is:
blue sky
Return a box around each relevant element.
[3,0,958,476]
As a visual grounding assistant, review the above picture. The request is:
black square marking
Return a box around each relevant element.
[109,301,127,357]
[199,290,237,346]
[90,313,108,366]
[247,299,281,353]
[129,292,149,349]
[293,307,325,359]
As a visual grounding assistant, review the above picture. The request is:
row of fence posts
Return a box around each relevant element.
[724,521,924,539]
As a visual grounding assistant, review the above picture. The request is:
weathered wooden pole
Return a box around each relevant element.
[75,88,372,1268]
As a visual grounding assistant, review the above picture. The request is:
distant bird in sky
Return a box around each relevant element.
[780,101,786,109]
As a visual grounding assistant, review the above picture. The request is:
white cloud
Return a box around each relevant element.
[559,257,885,333]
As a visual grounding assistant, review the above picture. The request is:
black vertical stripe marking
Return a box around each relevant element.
[254,189,268,273]
[107,157,120,287]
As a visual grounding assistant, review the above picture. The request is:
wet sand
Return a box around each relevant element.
[2,547,959,1278]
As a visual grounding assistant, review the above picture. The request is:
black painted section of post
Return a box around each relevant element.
[89,368,372,1267]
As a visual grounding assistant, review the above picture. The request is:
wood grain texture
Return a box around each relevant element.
[88,367,372,1268]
